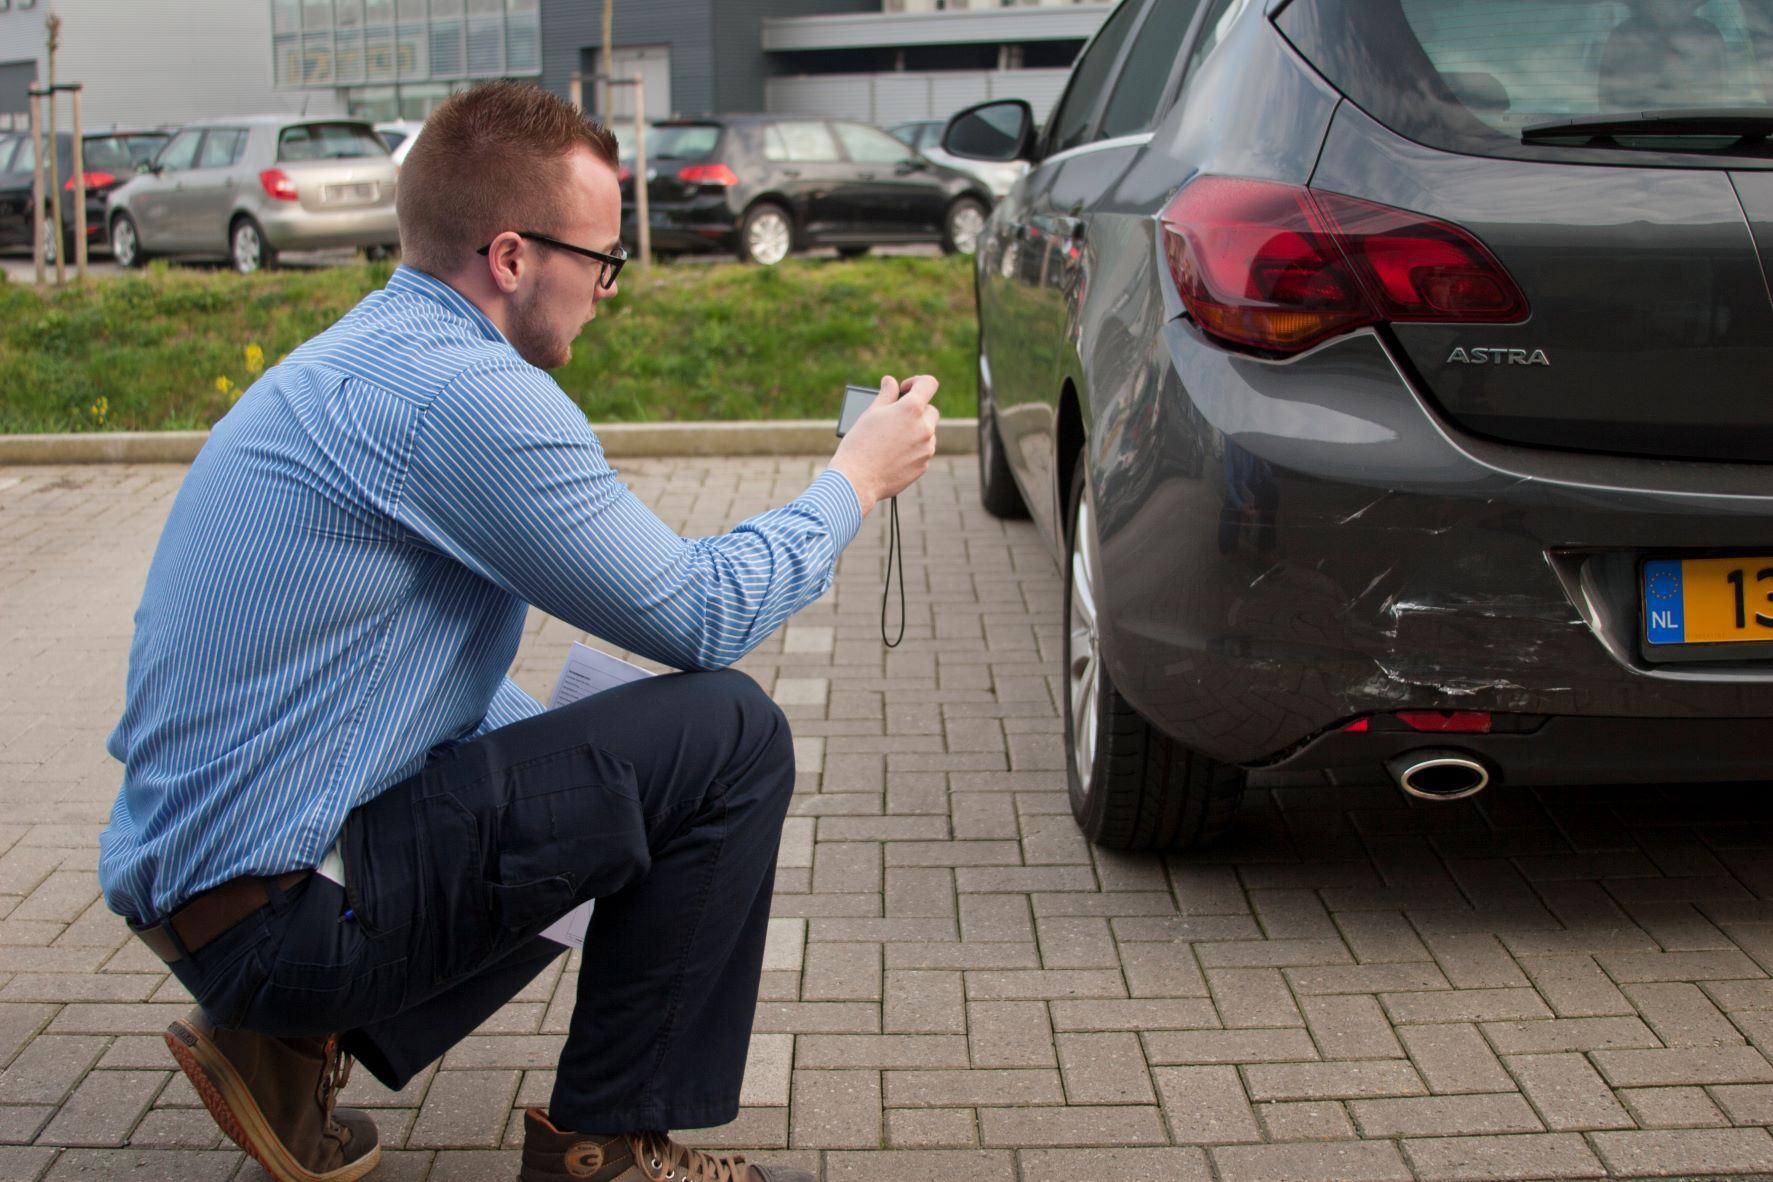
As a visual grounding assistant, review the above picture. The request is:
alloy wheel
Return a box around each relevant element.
[111,218,137,268]
[1067,488,1102,798]
[746,209,791,266]
[948,201,986,255]
[233,222,263,274]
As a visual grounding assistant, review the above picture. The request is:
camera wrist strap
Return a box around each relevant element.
[881,495,904,648]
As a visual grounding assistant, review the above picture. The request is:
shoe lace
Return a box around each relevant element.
[315,1037,355,1137]
[633,1130,747,1182]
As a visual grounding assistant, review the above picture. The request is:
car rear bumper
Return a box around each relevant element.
[621,197,737,254]
[1093,320,1773,773]
[256,204,398,250]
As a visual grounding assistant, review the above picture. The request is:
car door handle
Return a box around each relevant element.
[782,168,802,179]
[856,171,876,181]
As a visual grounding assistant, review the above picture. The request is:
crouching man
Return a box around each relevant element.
[100,80,938,1182]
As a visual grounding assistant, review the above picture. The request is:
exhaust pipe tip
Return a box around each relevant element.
[1389,750,1491,801]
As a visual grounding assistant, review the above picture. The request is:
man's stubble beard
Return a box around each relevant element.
[509,282,574,370]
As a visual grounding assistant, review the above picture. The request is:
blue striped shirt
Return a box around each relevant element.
[100,265,862,922]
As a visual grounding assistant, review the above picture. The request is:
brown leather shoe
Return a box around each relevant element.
[518,1107,811,1182]
[165,1008,380,1182]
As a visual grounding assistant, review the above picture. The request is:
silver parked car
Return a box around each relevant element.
[108,116,399,274]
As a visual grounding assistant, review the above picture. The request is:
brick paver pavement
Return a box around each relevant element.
[5,458,1773,1181]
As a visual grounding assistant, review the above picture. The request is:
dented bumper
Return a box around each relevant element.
[1088,320,1773,770]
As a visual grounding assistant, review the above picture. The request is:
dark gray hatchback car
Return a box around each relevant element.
[949,0,1773,849]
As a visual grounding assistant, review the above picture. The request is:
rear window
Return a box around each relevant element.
[647,124,720,162]
[278,122,389,162]
[1278,0,1773,164]
[80,137,141,173]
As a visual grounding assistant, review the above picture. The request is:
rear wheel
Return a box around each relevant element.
[738,203,792,266]
[231,216,275,275]
[942,195,988,256]
[111,213,146,268]
[40,214,71,266]
[1063,462,1244,850]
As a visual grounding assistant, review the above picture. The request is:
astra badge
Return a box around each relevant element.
[564,1141,604,1178]
[1447,347,1550,367]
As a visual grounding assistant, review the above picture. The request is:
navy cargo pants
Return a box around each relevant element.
[160,668,796,1134]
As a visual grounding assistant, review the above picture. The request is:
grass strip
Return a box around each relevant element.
[0,254,978,434]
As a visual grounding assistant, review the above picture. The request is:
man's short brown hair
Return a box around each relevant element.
[396,80,618,276]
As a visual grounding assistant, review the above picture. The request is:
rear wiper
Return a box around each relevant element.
[1522,108,1773,144]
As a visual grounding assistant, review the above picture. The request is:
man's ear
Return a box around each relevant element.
[484,232,524,294]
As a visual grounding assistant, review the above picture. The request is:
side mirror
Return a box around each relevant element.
[943,99,1035,163]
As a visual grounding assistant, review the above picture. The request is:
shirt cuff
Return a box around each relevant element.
[802,468,865,553]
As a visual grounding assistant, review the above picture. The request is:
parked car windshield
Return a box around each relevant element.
[647,123,719,161]
[277,122,389,162]
[115,134,170,167]
[1278,0,1773,160]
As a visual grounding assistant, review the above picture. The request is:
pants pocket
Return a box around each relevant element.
[486,744,650,931]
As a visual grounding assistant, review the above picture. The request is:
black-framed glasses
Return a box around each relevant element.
[476,231,627,289]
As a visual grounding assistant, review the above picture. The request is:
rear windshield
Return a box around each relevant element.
[81,137,144,173]
[1278,0,1773,164]
[278,122,389,163]
[646,124,720,162]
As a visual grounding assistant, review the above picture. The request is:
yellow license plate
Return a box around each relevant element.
[1644,556,1773,645]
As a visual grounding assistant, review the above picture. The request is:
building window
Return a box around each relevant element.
[274,0,538,88]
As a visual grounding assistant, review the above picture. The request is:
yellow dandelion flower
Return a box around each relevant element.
[214,375,233,395]
[245,343,266,374]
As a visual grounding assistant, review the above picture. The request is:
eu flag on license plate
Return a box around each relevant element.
[1644,559,1684,644]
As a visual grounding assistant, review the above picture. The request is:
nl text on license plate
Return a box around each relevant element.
[1643,556,1773,646]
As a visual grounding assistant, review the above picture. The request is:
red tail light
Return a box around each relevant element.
[677,163,738,187]
[1160,177,1527,354]
[63,171,117,192]
[259,169,300,202]
[618,164,632,183]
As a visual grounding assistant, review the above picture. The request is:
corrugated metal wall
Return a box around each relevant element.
[540,0,716,118]
[0,1,342,128]
[712,0,872,116]
[765,68,1072,124]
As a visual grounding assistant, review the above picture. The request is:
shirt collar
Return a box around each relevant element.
[386,264,509,347]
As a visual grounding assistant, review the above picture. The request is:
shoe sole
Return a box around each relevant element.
[165,1018,381,1182]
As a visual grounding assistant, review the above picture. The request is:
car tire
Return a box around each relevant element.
[111,213,146,269]
[231,216,275,275]
[941,195,988,256]
[978,353,1028,519]
[738,202,793,266]
[836,244,870,259]
[40,214,72,267]
[1063,462,1244,850]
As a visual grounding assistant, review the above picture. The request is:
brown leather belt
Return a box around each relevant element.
[129,870,313,964]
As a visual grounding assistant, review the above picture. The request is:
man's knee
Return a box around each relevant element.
[696,669,794,787]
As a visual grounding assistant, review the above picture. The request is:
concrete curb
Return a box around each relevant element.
[0,419,980,465]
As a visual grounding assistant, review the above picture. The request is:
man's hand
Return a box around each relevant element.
[828,374,940,517]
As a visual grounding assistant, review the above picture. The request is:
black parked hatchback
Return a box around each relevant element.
[0,128,167,262]
[619,115,992,264]
[948,0,1773,850]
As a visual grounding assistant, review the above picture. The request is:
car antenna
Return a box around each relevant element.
[300,95,310,116]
